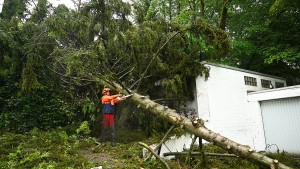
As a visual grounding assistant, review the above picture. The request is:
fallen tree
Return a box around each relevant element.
[46,13,292,168]
[95,78,293,169]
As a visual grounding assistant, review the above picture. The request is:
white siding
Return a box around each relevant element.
[196,64,271,150]
[248,85,300,101]
[160,134,197,159]
[260,97,300,154]
[196,75,210,121]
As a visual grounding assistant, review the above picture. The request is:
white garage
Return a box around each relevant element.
[248,86,300,154]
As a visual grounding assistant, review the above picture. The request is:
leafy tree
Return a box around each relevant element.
[0,0,232,133]
[25,0,227,135]
[0,1,76,133]
[218,0,300,84]
[31,0,48,23]
[0,0,27,20]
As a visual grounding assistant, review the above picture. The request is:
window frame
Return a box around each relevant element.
[275,82,284,88]
[244,76,257,86]
[261,79,272,88]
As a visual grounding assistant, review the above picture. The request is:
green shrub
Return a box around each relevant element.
[76,121,91,137]
[0,87,74,133]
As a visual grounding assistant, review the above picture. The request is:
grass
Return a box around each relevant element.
[0,127,299,169]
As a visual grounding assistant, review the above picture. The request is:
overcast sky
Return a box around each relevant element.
[49,0,82,9]
[0,0,4,13]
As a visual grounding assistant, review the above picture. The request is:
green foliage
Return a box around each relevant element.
[0,0,26,20]
[264,46,300,65]
[0,18,21,73]
[21,55,43,91]
[0,4,298,169]
[76,121,91,137]
[0,128,176,169]
[221,40,256,67]
[31,0,48,23]
[0,129,95,169]
[223,0,300,84]
[182,144,300,169]
[2,0,232,136]
[114,18,227,99]
[200,144,258,169]
[1,128,299,169]
[267,151,300,168]
[0,86,74,132]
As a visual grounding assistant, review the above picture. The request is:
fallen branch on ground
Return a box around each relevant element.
[138,142,170,169]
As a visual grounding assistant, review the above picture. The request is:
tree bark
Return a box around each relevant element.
[200,0,205,17]
[95,79,293,169]
[219,0,231,30]
[163,152,238,157]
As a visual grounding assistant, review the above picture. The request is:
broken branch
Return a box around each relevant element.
[138,142,171,169]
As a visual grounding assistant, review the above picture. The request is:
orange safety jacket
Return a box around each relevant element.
[101,95,120,114]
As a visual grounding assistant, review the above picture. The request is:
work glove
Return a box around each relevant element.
[117,94,126,101]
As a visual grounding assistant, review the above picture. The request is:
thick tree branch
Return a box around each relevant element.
[164,152,238,157]
[145,125,176,161]
[219,0,231,30]
[200,0,205,17]
[139,142,171,169]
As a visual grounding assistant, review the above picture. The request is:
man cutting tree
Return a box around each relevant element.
[101,87,126,146]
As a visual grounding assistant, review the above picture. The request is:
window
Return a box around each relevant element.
[275,82,284,88]
[261,79,272,88]
[244,76,257,86]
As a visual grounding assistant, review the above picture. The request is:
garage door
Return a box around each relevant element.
[260,97,300,154]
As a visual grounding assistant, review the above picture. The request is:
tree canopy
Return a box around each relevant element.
[0,0,299,168]
[224,0,300,84]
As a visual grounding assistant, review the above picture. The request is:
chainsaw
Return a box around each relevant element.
[124,94,133,98]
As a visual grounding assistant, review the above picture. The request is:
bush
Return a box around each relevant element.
[0,78,75,133]
[76,121,91,137]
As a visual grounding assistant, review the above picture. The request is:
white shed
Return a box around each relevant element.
[160,62,300,157]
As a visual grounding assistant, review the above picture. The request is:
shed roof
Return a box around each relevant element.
[202,61,286,80]
[247,85,300,101]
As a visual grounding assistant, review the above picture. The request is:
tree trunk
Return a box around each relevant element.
[219,0,230,30]
[95,79,293,169]
[200,0,205,17]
